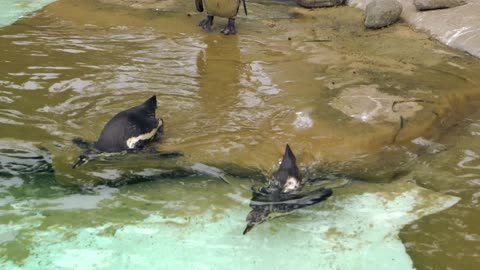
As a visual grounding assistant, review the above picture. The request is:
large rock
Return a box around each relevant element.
[347,0,480,58]
[364,0,403,29]
[296,0,344,8]
[414,0,466,11]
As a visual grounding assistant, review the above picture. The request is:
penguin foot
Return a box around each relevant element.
[220,18,236,35]
[199,15,214,31]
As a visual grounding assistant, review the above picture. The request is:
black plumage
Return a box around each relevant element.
[95,95,161,152]
[243,144,333,234]
[72,96,163,168]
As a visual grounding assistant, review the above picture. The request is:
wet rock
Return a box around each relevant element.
[364,0,403,29]
[329,85,423,124]
[414,0,466,11]
[347,0,480,58]
[295,0,344,8]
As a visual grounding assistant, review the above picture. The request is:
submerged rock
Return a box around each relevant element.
[329,85,424,124]
[295,0,344,8]
[413,0,466,11]
[364,0,403,29]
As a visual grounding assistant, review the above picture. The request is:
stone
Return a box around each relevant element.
[347,0,480,58]
[364,0,403,29]
[296,0,344,8]
[414,0,466,11]
[329,85,424,124]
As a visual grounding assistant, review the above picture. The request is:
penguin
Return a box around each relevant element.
[72,95,177,168]
[272,144,303,193]
[243,144,333,234]
[195,0,247,35]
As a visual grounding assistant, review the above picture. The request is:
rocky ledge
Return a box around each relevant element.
[347,0,480,58]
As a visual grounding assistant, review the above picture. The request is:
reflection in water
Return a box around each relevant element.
[196,34,244,146]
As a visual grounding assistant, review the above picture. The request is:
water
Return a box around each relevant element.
[1,0,480,269]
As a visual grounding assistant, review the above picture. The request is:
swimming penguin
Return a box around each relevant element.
[243,144,333,234]
[72,95,179,168]
[195,0,248,35]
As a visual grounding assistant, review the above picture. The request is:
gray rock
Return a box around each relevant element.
[364,0,403,29]
[296,0,344,8]
[414,0,466,11]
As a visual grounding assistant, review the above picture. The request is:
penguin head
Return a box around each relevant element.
[72,149,100,169]
[72,153,90,169]
[272,144,302,193]
[243,208,270,235]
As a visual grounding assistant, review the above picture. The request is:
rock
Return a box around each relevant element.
[414,0,466,11]
[347,0,480,59]
[329,85,423,124]
[296,0,344,8]
[364,0,403,29]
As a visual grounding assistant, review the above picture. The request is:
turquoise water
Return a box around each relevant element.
[0,0,56,27]
[0,174,459,270]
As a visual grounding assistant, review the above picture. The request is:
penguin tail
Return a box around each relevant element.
[278,144,298,173]
[142,95,157,115]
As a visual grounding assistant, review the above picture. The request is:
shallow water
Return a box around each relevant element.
[1,0,480,269]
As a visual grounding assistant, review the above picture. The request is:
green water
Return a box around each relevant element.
[1,0,480,269]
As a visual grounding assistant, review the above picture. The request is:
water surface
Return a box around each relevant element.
[1,0,480,269]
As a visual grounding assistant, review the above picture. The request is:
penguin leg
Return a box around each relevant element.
[220,18,236,35]
[199,15,214,31]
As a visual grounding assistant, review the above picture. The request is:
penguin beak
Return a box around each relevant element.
[243,224,255,235]
[72,157,88,169]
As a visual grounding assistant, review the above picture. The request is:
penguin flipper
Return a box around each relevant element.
[195,0,204,12]
[279,187,333,209]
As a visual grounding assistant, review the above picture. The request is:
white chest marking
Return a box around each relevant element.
[283,177,300,193]
[126,119,162,149]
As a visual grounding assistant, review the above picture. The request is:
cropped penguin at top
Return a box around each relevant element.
[243,144,333,235]
[72,96,165,169]
[196,0,247,35]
